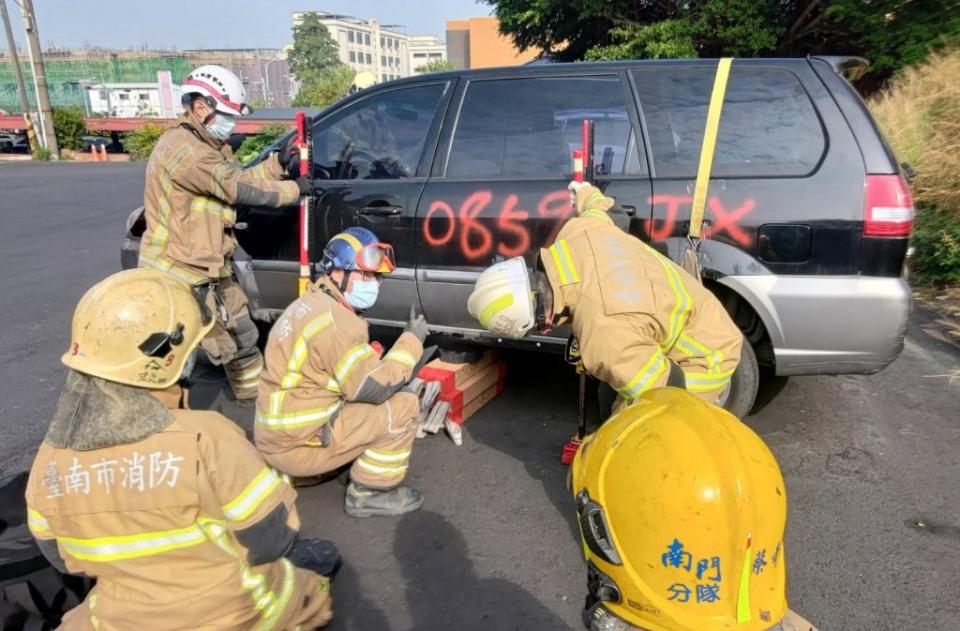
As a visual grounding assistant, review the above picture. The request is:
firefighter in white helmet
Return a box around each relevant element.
[139,64,311,403]
[25,269,336,630]
[571,387,817,631]
[468,182,743,414]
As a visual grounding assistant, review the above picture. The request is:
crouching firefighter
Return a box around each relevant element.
[139,64,311,402]
[255,228,429,518]
[571,387,818,631]
[468,182,743,413]
[25,269,337,630]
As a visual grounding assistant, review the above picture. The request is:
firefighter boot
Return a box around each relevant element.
[344,482,423,518]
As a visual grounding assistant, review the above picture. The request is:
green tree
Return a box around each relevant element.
[287,12,342,85]
[235,123,290,164]
[124,124,166,161]
[52,107,87,151]
[292,64,356,109]
[485,0,960,87]
[415,58,456,73]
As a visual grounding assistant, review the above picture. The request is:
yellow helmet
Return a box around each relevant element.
[467,257,537,338]
[62,269,214,389]
[571,388,788,631]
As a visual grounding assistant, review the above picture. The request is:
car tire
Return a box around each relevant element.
[721,337,760,418]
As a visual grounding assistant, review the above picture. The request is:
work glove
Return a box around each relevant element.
[295,175,314,197]
[286,537,341,578]
[568,180,587,207]
[405,303,429,343]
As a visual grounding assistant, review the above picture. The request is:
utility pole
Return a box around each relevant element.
[0,0,30,115]
[16,0,57,157]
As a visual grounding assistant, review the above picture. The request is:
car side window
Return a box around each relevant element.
[446,76,641,179]
[632,66,825,178]
[312,83,446,180]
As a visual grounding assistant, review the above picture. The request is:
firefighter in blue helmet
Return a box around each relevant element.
[255,228,430,517]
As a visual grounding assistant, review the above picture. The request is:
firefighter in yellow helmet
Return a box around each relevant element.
[25,269,336,630]
[570,388,817,631]
[468,183,744,414]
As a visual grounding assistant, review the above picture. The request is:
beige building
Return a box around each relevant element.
[409,35,447,74]
[293,11,411,83]
[446,16,540,69]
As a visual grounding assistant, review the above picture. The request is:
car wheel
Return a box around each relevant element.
[719,337,760,418]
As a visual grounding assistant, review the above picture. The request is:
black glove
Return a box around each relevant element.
[295,175,313,196]
[275,136,298,171]
[405,303,429,343]
[286,537,341,578]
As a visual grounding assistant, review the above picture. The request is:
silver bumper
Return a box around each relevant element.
[718,275,911,376]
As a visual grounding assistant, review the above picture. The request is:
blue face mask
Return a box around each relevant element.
[345,278,380,311]
[206,114,236,141]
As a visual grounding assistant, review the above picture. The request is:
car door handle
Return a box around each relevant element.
[234,222,248,230]
[358,204,402,216]
[620,205,637,217]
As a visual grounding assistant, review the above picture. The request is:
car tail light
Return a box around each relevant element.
[864,174,915,237]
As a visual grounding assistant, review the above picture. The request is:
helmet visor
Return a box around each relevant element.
[356,242,396,273]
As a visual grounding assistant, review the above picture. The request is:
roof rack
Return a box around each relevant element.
[810,56,870,81]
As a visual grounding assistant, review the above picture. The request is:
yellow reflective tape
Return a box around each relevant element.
[675,333,725,372]
[27,507,49,533]
[60,523,211,562]
[362,447,411,463]
[617,352,668,400]
[581,209,613,223]
[277,313,334,395]
[355,457,407,476]
[737,543,752,623]
[253,559,297,631]
[326,377,341,394]
[334,343,375,384]
[684,368,735,391]
[222,466,282,522]
[690,57,732,239]
[138,254,208,284]
[384,348,417,368]
[558,239,580,283]
[477,293,514,330]
[255,401,342,429]
[548,239,580,286]
[654,256,692,351]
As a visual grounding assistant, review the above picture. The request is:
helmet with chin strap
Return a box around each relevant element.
[181,65,252,117]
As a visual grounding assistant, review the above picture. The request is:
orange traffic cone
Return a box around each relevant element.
[90,144,98,161]
[100,145,108,162]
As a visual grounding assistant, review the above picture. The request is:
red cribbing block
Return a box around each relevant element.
[447,381,504,425]
[561,437,582,465]
[417,350,495,394]
[438,361,506,416]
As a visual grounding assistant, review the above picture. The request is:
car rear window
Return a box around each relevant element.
[632,66,825,178]
[446,76,641,179]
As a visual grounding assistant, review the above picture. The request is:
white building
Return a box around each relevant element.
[409,35,447,75]
[84,82,178,118]
[293,11,411,83]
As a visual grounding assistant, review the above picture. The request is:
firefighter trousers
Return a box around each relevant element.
[262,391,419,490]
[198,275,264,401]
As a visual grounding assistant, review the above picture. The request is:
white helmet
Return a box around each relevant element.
[182,64,251,116]
[468,257,537,339]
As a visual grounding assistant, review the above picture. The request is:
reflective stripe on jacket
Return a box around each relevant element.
[25,409,328,630]
[139,114,299,282]
[255,276,423,455]
[539,185,742,404]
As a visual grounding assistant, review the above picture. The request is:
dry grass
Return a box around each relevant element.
[870,49,960,218]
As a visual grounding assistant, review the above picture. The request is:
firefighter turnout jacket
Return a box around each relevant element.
[540,185,742,407]
[255,276,423,487]
[139,114,300,284]
[26,407,332,630]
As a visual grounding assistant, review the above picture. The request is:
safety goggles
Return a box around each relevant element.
[355,242,396,273]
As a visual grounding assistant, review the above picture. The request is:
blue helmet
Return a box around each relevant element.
[320,227,396,274]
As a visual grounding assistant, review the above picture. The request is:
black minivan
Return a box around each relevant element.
[122,57,913,414]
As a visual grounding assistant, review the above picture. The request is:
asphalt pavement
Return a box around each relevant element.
[1,162,958,630]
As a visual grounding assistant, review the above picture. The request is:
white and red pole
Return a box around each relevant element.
[296,111,310,296]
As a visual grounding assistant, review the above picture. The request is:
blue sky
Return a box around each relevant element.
[4,0,489,50]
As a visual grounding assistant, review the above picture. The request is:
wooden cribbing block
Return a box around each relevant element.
[417,350,495,394]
